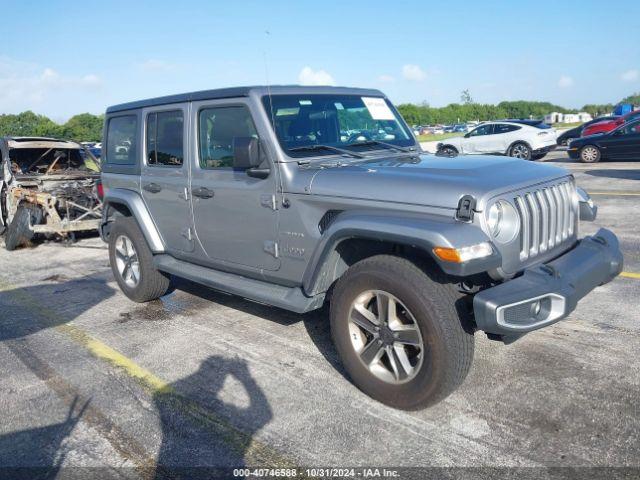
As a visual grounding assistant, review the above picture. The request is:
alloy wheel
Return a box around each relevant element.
[114,235,140,288]
[348,290,424,384]
[511,144,530,159]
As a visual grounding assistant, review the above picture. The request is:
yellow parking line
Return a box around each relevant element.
[0,278,294,469]
[588,191,640,196]
[620,271,640,280]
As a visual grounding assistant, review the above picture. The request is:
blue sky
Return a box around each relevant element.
[1,0,639,120]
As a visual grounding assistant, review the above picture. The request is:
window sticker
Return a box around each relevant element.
[362,97,395,120]
[299,100,312,106]
[334,102,344,110]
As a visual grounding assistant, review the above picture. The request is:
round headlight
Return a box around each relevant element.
[485,200,520,243]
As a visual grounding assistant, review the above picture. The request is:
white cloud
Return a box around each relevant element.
[377,74,395,83]
[0,56,102,113]
[138,59,177,72]
[402,64,427,82]
[621,69,639,82]
[298,66,335,86]
[558,75,574,88]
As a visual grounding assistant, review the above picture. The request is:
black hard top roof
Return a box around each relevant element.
[106,85,386,114]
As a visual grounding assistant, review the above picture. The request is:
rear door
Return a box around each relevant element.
[140,105,194,253]
[493,123,522,153]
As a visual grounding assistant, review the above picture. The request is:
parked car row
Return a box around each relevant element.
[413,122,478,136]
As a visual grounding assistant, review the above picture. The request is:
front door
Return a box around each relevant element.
[604,121,640,160]
[140,105,193,253]
[189,100,280,271]
[463,124,496,154]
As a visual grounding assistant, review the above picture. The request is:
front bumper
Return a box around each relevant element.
[533,144,557,155]
[473,228,623,342]
[567,147,580,159]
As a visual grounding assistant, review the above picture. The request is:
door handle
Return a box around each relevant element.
[192,186,214,199]
[143,183,162,194]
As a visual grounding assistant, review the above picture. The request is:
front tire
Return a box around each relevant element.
[436,146,458,157]
[330,255,474,410]
[4,205,42,251]
[509,142,532,160]
[579,145,601,163]
[108,216,170,302]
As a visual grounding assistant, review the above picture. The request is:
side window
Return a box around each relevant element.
[198,106,257,169]
[469,124,493,137]
[494,124,520,134]
[146,110,184,167]
[619,122,640,135]
[106,115,137,165]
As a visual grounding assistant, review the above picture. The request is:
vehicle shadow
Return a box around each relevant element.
[584,169,640,180]
[0,397,89,479]
[152,355,273,478]
[0,273,115,342]
[170,278,348,380]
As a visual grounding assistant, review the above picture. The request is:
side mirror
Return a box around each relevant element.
[233,137,261,169]
[233,136,270,179]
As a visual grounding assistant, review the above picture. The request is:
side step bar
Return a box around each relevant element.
[153,254,324,314]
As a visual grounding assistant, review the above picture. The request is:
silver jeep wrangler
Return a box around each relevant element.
[100,86,622,409]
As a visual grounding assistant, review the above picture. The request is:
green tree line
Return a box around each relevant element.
[0,111,104,142]
[396,99,620,126]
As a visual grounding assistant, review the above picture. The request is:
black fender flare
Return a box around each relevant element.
[101,188,165,252]
[301,211,500,296]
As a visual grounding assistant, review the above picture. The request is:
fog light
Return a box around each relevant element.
[530,301,542,317]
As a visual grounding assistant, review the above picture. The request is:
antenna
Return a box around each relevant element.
[263,29,277,131]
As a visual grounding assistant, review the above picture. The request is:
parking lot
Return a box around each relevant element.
[0,153,638,478]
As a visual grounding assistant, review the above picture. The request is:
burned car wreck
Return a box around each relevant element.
[0,137,102,250]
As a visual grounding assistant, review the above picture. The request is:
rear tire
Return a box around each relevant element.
[509,142,532,160]
[5,205,42,251]
[330,255,474,410]
[579,145,601,163]
[108,216,170,302]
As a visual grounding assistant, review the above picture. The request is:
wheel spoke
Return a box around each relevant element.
[376,293,389,324]
[115,240,127,257]
[115,249,126,262]
[386,346,402,381]
[122,263,131,281]
[351,307,379,334]
[392,325,421,346]
[360,340,384,365]
[393,345,414,378]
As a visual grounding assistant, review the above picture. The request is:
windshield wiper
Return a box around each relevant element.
[346,140,415,153]
[289,144,365,159]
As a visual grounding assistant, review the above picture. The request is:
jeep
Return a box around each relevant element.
[99,86,622,410]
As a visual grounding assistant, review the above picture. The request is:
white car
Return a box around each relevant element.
[436,121,557,160]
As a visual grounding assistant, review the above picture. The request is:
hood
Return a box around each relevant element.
[299,154,569,210]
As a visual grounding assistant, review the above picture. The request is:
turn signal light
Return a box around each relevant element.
[433,242,493,263]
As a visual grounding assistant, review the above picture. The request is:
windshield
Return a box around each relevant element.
[8,146,100,175]
[262,94,415,158]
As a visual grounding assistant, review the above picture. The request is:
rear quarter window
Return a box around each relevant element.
[106,115,138,165]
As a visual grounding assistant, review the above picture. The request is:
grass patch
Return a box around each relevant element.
[552,122,582,129]
[416,132,464,142]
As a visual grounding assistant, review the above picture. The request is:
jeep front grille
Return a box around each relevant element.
[514,181,576,261]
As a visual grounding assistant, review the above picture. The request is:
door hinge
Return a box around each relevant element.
[263,240,279,258]
[260,194,277,210]
[181,227,193,241]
